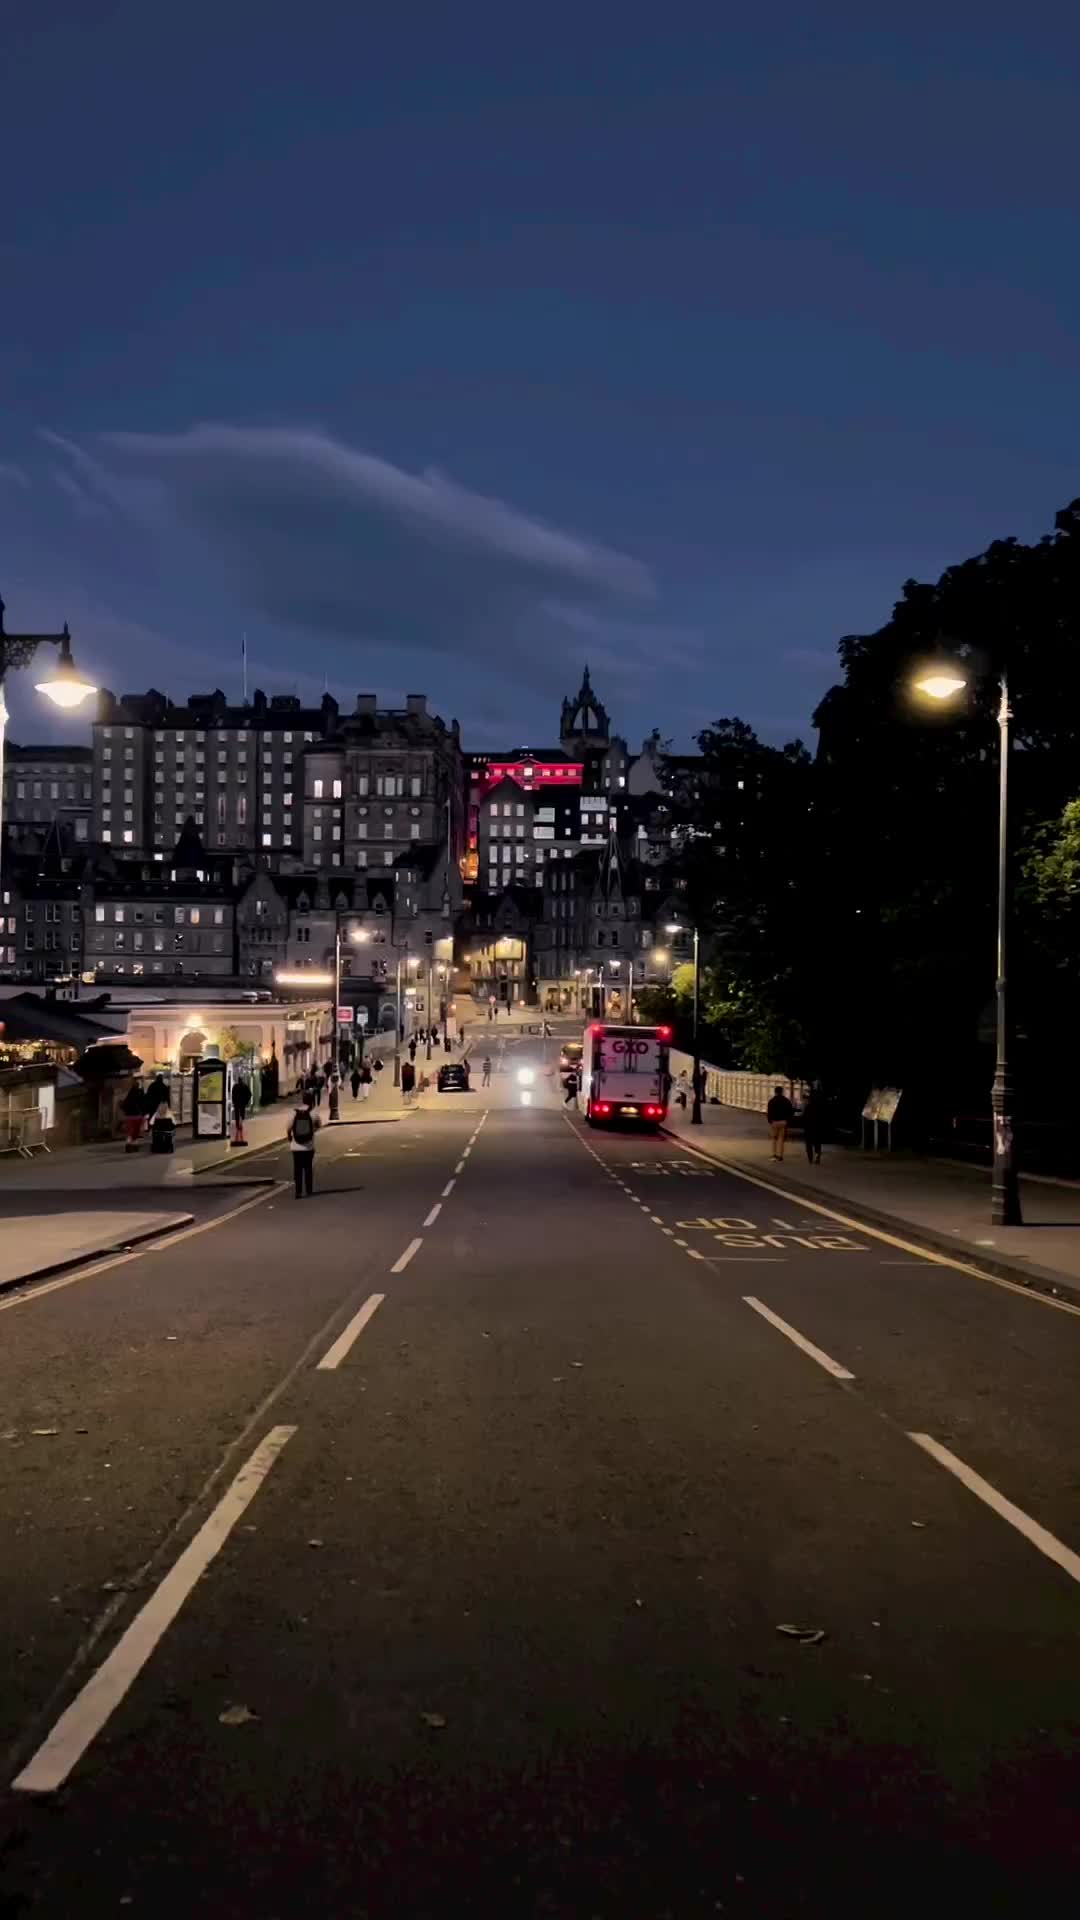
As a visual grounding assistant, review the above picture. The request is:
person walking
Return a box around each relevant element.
[350,1065,362,1101]
[408,1036,417,1063]
[563,1067,579,1106]
[121,1081,146,1153]
[287,1097,320,1198]
[230,1074,251,1146]
[481,1055,492,1088]
[328,1074,341,1122]
[401,1058,416,1105]
[801,1083,825,1165]
[358,1059,373,1101]
[766,1085,795,1161]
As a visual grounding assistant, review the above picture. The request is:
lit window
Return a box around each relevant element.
[102,828,111,841]
[214,908,224,926]
[410,824,421,839]
[332,778,342,799]
[95,905,105,923]
[190,908,201,927]
[123,830,134,844]
[313,778,324,798]
[262,832,272,847]
[356,850,367,867]
[313,826,322,841]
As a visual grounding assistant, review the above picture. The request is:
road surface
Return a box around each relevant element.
[2,1031,1079,1916]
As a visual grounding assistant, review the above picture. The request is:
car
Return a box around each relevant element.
[558,1040,584,1076]
[437,1062,472,1093]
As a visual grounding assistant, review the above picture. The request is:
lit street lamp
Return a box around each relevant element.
[667,921,702,1125]
[394,953,419,1087]
[914,663,1021,1225]
[335,924,370,1073]
[0,597,97,891]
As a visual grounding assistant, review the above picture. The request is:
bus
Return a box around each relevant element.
[579,1022,671,1128]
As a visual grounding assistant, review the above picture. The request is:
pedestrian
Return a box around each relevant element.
[408,1036,417,1063]
[801,1083,825,1165]
[444,1033,452,1053]
[144,1074,169,1120]
[481,1055,492,1088]
[313,1069,325,1108]
[230,1074,251,1146]
[766,1084,795,1161]
[675,1069,689,1110]
[120,1080,146,1152]
[350,1065,362,1101]
[150,1101,176,1155]
[401,1058,416,1104]
[287,1097,320,1198]
[372,1054,385,1078]
[564,1068,578,1105]
[328,1074,340,1122]
[359,1058,373,1101]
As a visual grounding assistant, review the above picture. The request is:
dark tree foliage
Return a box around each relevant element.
[668,500,1080,1132]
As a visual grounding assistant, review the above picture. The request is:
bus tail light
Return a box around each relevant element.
[596,1102,611,1115]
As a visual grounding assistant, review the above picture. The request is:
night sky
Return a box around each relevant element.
[3,2,1078,754]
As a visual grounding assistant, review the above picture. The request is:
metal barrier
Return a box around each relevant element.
[0,1102,51,1158]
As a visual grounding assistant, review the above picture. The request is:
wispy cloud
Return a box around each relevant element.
[40,424,660,700]
[0,461,29,489]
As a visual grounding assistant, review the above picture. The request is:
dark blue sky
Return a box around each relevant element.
[3,2,1078,752]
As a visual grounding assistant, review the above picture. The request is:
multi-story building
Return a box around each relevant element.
[92,686,464,875]
[301,692,465,876]
[1,830,89,984]
[92,687,339,859]
[81,823,238,985]
[533,829,676,1014]
[2,743,93,851]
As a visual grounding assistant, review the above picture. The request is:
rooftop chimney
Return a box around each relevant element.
[406,693,427,717]
[355,694,377,716]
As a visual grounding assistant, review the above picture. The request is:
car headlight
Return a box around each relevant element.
[516,1067,535,1087]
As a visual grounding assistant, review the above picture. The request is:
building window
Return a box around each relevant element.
[123,830,134,844]
[313,825,322,842]
[175,907,185,925]
[383,850,393,866]
[357,774,368,796]
[95,905,105,923]
[214,907,224,926]
[356,850,367,867]
[410,824,421,839]
[262,832,272,847]
[190,908,201,927]
[410,775,421,797]
[238,794,247,825]
[313,778,324,799]
[332,778,342,799]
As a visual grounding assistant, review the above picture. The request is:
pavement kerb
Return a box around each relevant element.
[660,1127,1080,1312]
[0,1213,196,1300]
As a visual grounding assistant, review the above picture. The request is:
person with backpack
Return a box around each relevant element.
[358,1058,373,1102]
[287,1097,320,1197]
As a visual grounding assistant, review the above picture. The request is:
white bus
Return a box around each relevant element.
[579,1022,672,1128]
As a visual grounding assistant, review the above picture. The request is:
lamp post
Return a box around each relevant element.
[913,664,1021,1225]
[394,952,418,1087]
[339,925,369,1071]
[0,598,97,890]
[667,921,702,1125]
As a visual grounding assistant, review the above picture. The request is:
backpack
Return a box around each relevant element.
[292,1108,314,1145]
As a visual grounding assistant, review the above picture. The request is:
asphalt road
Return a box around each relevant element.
[2,1036,1079,1917]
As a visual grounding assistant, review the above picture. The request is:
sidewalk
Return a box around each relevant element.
[0,1207,195,1297]
[664,1101,1080,1307]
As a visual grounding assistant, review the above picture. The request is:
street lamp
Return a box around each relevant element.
[394,952,419,1087]
[667,920,702,1125]
[336,924,369,1072]
[0,599,97,891]
[913,664,1021,1225]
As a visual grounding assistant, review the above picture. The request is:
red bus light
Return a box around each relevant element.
[645,1105,661,1117]
[597,1102,611,1115]
[657,1026,672,1040]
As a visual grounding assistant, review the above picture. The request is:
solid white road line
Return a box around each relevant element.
[442,1179,456,1198]
[391,1237,422,1274]
[0,1183,284,1316]
[743,1296,855,1381]
[423,1203,442,1227]
[909,1433,1080,1587]
[12,1423,296,1794]
[316,1293,385,1371]
[665,1133,1080,1320]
